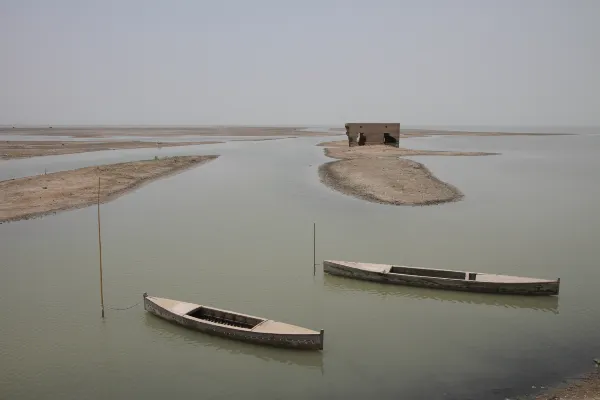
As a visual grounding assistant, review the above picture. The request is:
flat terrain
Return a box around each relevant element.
[0,140,220,159]
[320,157,464,205]
[399,129,572,137]
[318,140,495,205]
[1,126,337,138]
[328,127,571,138]
[0,155,218,222]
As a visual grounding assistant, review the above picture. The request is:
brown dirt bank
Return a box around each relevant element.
[0,155,218,223]
[533,368,600,399]
[317,140,495,206]
[1,126,337,138]
[0,140,221,160]
[319,158,463,205]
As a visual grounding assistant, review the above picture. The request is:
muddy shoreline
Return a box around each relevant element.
[0,155,218,223]
[0,140,221,160]
[319,157,465,205]
[531,367,600,400]
[317,140,495,206]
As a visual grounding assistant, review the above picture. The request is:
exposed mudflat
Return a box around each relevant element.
[319,157,464,205]
[0,155,218,222]
[318,140,495,206]
[0,140,221,159]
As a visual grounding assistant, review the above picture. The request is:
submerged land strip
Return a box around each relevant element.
[0,155,218,223]
[318,140,497,206]
[0,140,222,160]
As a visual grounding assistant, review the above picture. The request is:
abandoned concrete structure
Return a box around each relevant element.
[345,123,400,147]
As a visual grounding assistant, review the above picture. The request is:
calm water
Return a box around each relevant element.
[1,132,600,399]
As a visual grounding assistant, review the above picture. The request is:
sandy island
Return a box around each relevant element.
[318,140,496,206]
[0,140,222,160]
[0,155,218,223]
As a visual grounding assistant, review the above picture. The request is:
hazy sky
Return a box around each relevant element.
[1,0,598,126]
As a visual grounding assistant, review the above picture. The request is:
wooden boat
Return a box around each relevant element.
[323,261,560,296]
[143,293,324,350]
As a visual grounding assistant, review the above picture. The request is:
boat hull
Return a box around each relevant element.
[323,261,560,296]
[143,296,323,350]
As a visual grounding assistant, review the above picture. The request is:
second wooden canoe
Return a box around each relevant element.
[323,260,560,296]
[143,293,324,350]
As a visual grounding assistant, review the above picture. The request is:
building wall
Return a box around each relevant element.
[345,123,400,146]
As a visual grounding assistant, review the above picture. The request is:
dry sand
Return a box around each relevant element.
[318,140,496,206]
[0,155,218,223]
[0,140,221,160]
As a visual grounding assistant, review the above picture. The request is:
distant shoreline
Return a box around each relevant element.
[324,127,576,136]
[0,126,338,138]
[0,140,221,160]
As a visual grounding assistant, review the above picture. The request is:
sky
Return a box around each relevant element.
[0,0,598,127]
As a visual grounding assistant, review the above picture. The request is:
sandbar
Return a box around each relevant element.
[0,155,218,222]
[318,140,495,206]
[0,140,221,160]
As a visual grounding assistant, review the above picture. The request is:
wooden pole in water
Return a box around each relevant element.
[313,222,316,276]
[97,177,105,318]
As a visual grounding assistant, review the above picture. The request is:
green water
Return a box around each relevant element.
[1,133,599,399]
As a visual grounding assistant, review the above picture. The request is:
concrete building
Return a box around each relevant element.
[345,123,400,147]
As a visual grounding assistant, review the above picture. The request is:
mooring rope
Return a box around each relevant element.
[106,302,141,311]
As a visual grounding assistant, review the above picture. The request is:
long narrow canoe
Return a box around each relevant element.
[143,293,324,350]
[323,261,560,296]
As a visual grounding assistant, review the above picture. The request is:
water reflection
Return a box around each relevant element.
[323,274,559,314]
[143,313,324,372]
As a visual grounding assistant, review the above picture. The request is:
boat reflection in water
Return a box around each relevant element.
[323,274,559,314]
[143,313,324,373]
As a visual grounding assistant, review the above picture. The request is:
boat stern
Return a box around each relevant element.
[251,321,324,350]
[319,329,324,350]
